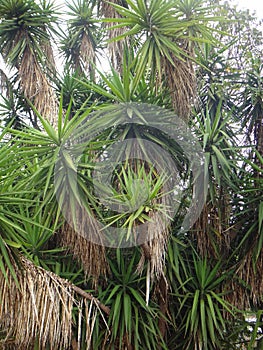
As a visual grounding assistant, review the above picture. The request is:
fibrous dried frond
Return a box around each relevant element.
[107,26,127,72]
[140,211,170,280]
[59,194,109,288]
[0,255,106,350]
[80,32,96,78]
[19,47,58,127]
[61,220,109,289]
[117,141,172,282]
[40,33,57,75]
[136,202,170,306]
[229,248,263,310]
[0,68,9,97]
[163,50,196,122]
[192,192,232,260]
[192,203,215,258]
[101,0,128,71]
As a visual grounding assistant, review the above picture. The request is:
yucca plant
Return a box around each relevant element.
[228,150,263,311]
[54,69,107,114]
[80,46,172,106]
[100,0,129,71]
[1,1,263,348]
[167,243,237,350]
[0,120,112,349]
[90,248,167,350]
[60,0,101,80]
[103,0,222,119]
[223,57,263,313]
[190,97,240,259]
[0,0,59,125]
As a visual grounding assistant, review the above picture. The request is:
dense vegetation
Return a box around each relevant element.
[0,0,262,349]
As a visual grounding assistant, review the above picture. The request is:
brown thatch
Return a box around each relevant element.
[101,0,128,72]
[61,221,109,289]
[139,211,170,279]
[136,209,170,308]
[79,32,96,79]
[192,190,232,260]
[19,47,58,127]
[228,248,263,311]
[163,46,196,122]
[41,29,57,75]
[0,254,109,350]
[114,142,173,287]
[0,68,9,97]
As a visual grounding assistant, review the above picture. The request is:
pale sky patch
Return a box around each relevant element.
[233,0,263,18]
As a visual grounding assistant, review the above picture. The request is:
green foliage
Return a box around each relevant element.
[103,0,222,86]
[167,243,237,349]
[0,0,263,349]
[80,47,172,105]
[92,249,167,350]
[0,0,58,65]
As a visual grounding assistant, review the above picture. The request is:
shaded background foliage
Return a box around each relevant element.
[0,0,263,349]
